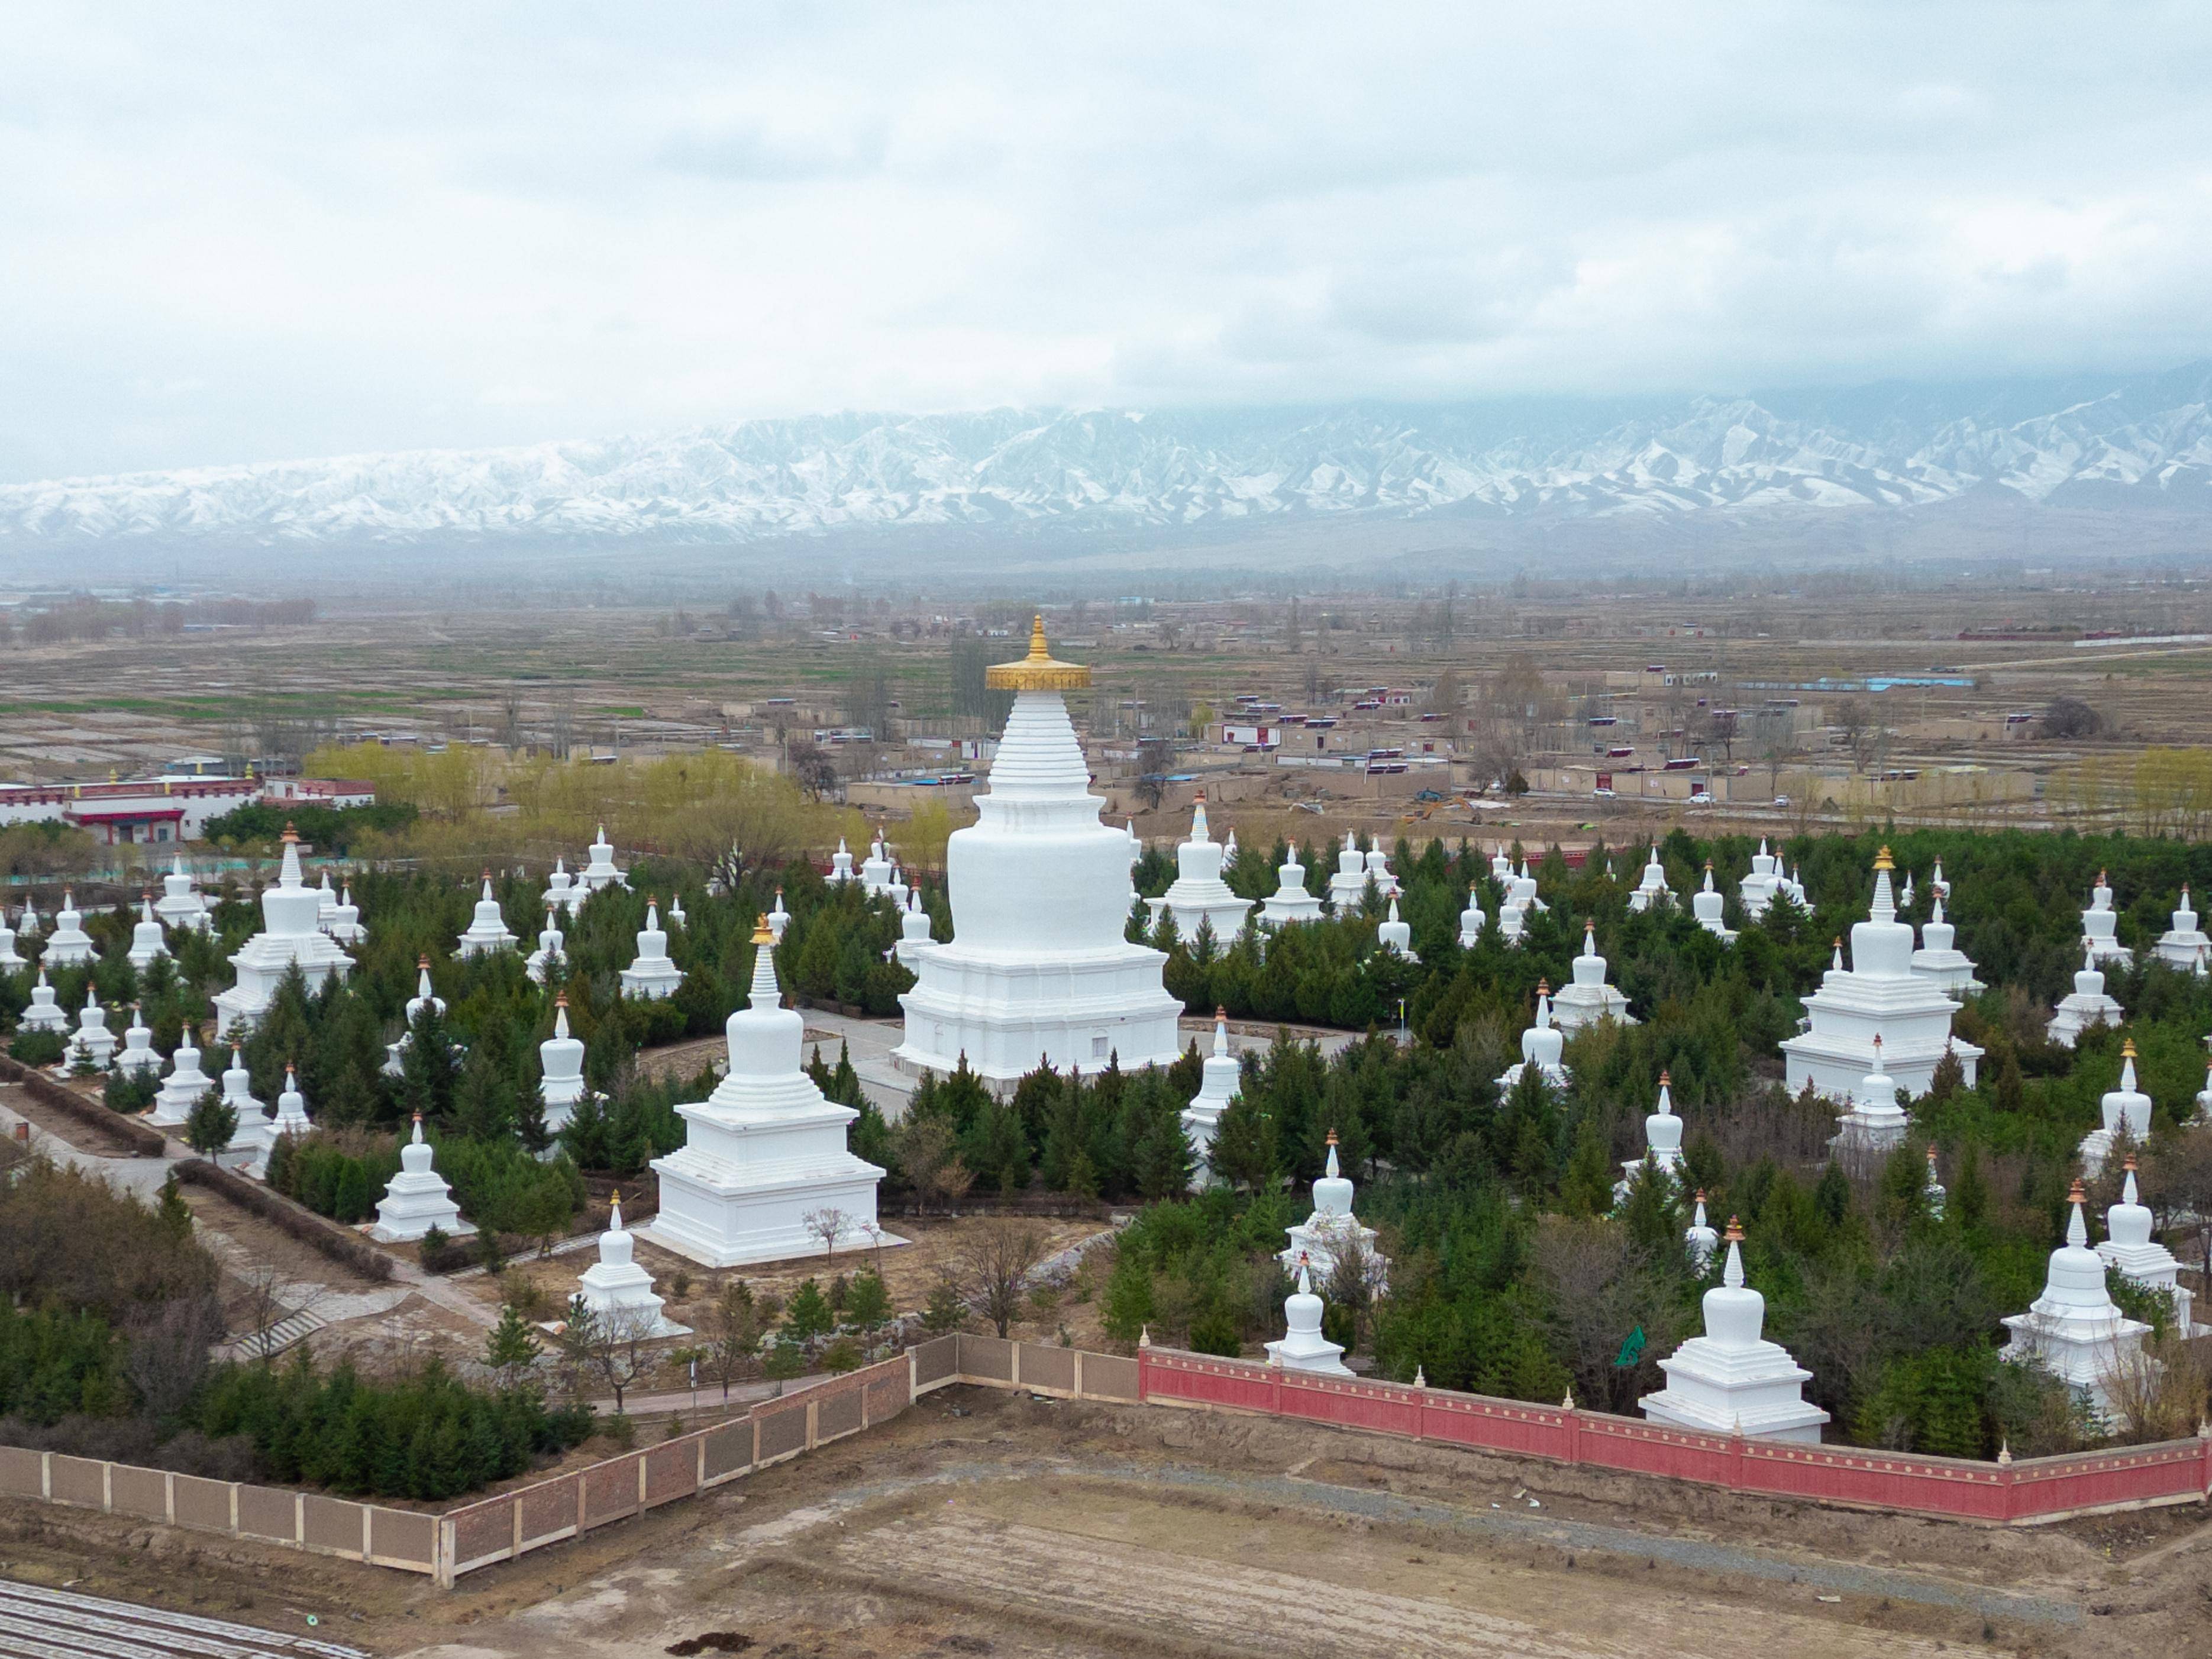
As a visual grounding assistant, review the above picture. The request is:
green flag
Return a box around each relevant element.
[1613,1325,1646,1368]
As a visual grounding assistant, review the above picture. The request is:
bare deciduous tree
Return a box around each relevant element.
[951,1218,1051,1338]
[803,1206,851,1266]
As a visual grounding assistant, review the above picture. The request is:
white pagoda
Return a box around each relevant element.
[2198,1049,2212,1125]
[1375,896,1416,962]
[212,828,354,1038]
[2098,1156,2197,1336]
[2155,886,2209,974]
[1909,892,1984,1000]
[1691,863,1736,943]
[1552,922,1633,1032]
[858,831,897,897]
[1684,1192,1719,1273]
[1497,860,1546,945]
[1614,1070,1684,1202]
[383,957,445,1076]
[2001,1182,2151,1421]
[114,1006,161,1079]
[1144,794,1252,945]
[2077,1039,2152,1180]
[618,899,684,1000]
[1180,1008,1241,1181]
[0,908,21,970]
[766,887,791,943]
[648,918,893,1267]
[456,874,519,958]
[67,989,117,1070]
[542,858,580,916]
[573,1195,688,1338]
[2048,941,2125,1047]
[1640,1218,1829,1443]
[1832,1035,1910,1154]
[538,993,589,1141]
[2081,872,2127,967]
[153,856,212,933]
[1739,840,1784,919]
[246,1065,314,1180]
[1325,844,1373,912]
[894,887,934,969]
[525,903,567,983]
[1499,982,1569,1092]
[1279,1129,1385,1289]
[214,1047,268,1171]
[1364,847,1400,898]
[893,619,1181,1086]
[1456,885,1487,949]
[1264,1257,1352,1376]
[1259,847,1324,928]
[1626,848,1672,914]
[825,838,858,885]
[577,827,627,896]
[1781,847,1980,1102]
[148,1025,215,1127]
[18,966,69,1034]
[315,873,340,934]
[42,890,95,968]
[369,1114,473,1242]
[126,894,169,971]
[325,882,366,945]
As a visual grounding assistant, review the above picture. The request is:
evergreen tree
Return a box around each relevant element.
[183,1087,239,1158]
[484,1303,543,1391]
[1558,1119,1614,1217]
[1209,1088,1279,1193]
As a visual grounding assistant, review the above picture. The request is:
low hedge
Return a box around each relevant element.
[172,1157,394,1282]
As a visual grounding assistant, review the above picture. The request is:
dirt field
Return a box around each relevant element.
[7,1386,2210,1658]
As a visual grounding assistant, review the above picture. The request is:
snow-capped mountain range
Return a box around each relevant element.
[6,364,2210,551]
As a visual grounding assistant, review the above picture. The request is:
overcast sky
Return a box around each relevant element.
[5,2,2211,482]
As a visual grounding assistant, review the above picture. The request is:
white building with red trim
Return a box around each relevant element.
[0,776,376,846]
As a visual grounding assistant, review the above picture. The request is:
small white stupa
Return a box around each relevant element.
[618,899,684,1000]
[67,988,116,1070]
[1375,896,1416,962]
[1260,847,1325,928]
[2155,886,2210,975]
[326,882,366,945]
[825,838,858,885]
[1832,1034,1910,1154]
[1499,981,1570,1092]
[153,854,212,933]
[246,1064,314,1180]
[1909,892,1984,1000]
[1692,863,1736,943]
[2098,1156,2197,1336]
[114,1005,161,1079]
[648,915,894,1267]
[859,829,896,897]
[1264,1257,1353,1376]
[1364,847,1400,899]
[1280,1129,1386,1289]
[126,893,170,971]
[1615,1070,1684,1202]
[542,858,580,916]
[1640,1218,1829,1444]
[1181,1008,1241,1181]
[525,902,567,984]
[1326,843,1374,912]
[1456,885,1487,949]
[1496,860,1547,945]
[18,965,69,1034]
[1739,840,1783,919]
[2077,1038,2152,1181]
[538,993,589,1141]
[370,1114,473,1242]
[1923,1144,1946,1221]
[578,827,628,896]
[895,886,935,967]
[15,902,40,941]
[384,956,447,1076]
[315,872,340,933]
[1685,1191,1719,1273]
[1552,921,1633,1032]
[2197,1048,2212,1125]
[215,1046,269,1170]
[456,873,519,958]
[885,863,910,913]
[572,1194,688,1338]
[667,892,687,931]
[1144,794,1254,945]
[766,887,792,943]
[2081,872,2127,967]
[0,907,21,970]
[212,828,354,1038]
[41,890,95,968]
[2001,1181,2151,1420]
[1627,847,1672,914]
[148,1025,215,1127]
[2048,940,2125,1048]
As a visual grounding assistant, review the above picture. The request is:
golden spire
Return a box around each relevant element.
[2122,1035,2138,1059]
[1724,1215,1744,1243]
[751,914,776,946]
[281,822,299,844]
[1873,845,1893,871]
[1325,1127,1338,1147]
[986,614,1091,692]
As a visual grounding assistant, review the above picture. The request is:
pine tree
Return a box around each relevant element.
[183,1087,239,1158]
[1620,1159,1679,1254]
[845,1269,891,1335]
[1951,1141,1990,1231]
[1100,1250,1156,1345]
[484,1303,543,1392]
[1814,1157,1852,1227]
[1209,1089,1279,1193]
[784,1278,832,1344]
[156,1171,193,1241]
[1558,1119,1614,1217]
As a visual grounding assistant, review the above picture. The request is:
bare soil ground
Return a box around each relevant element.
[0,1077,157,1158]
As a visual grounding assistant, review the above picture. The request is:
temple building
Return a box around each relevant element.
[149,1025,215,1127]
[126,895,169,971]
[574,1196,688,1338]
[1279,1129,1386,1289]
[2081,872,2127,967]
[2078,1039,2152,1180]
[1180,1009,1241,1181]
[1144,795,1253,944]
[153,855,212,932]
[2001,1181,2151,1421]
[2048,942,2125,1047]
[1264,1258,1352,1376]
[1832,1035,1910,1154]
[2154,886,2209,975]
[246,1066,314,1180]
[213,829,354,1038]
[1552,922,1633,1032]
[538,994,589,1141]
[893,620,1181,1086]
[1909,892,1984,1000]
[578,828,628,896]
[2098,1156,2198,1335]
[618,900,684,1000]
[649,919,893,1267]
[1260,847,1323,928]
[1499,982,1569,1092]
[42,890,95,967]
[1781,847,1980,1102]
[456,874,519,958]
[1691,863,1736,943]
[1375,896,1416,962]
[525,902,567,983]
[1615,1071,1684,1202]
[1640,1218,1829,1443]
[1626,848,1672,914]
[369,1115,473,1242]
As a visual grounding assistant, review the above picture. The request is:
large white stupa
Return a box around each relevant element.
[66,989,116,1071]
[649,919,893,1266]
[42,890,96,968]
[1144,795,1252,945]
[1259,847,1324,928]
[1280,1130,1386,1290]
[1325,844,1373,912]
[212,829,354,1038]
[2081,872,2127,967]
[1909,892,1984,1000]
[1375,896,1416,962]
[2154,886,2209,975]
[2001,1182,2152,1421]
[1180,1008,1241,1180]
[2077,1039,2152,1180]
[153,855,212,933]
[1456,884,1487,949]
[1780,847,1980,1102]
[245,1064,314,1180]
[2048,941,2125,1047]
[327,882,366,946]
[525,902,567,984]
[2098,1156,2198,1335]
[1640,1218,1829,1443]
[1691,864,1736,943]
[114,1005,161,1079]
[893,620,1181,1085]
[1552,922,1633,1032]
[542,858,580,916]
[825,838,858,885]
[1832,1035,1910,1153]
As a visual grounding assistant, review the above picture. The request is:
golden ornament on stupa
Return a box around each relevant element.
[986,614,1092,692]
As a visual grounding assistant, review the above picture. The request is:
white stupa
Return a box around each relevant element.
[1180,1008,1241,1181]
[1280,1129,1386,1289]
[114,1005,160,1079]
[1832,1034,1910,1154]
[1490,844,1515,883]
[326,882,366,945]
[578,827,628,896]
[1326,843,1374,912]
[2155,886,2209,975]
[126,893,170,971]
[2048,940,2125,1047]
[2081,871,2127,967]
[315,872,340,933]
[153,855,212,933]
[2098,1156,2197,1336]
[18,965,69,1033]
[1499,981,1570,1092]
[15,902,39,941]
[1375,896,1416,962]
[618,899,684,1000]
[1781,847,1981,1102]
[2077,1038,2152,1180]
[895,886,935,968]
[215,1046,268,1170]
[1264,1257,1353,1376]
[42,890,95,968]
[826,838,858,885]
[1641,1218,1829,1443]
[858,830,896,897]
[67,988,116,1070]
[1144,793,1253,945]
[572,1195,688,1338]
[212,828,354,1038]
[766,887,791,943]
[542,858,580,916]
[648,917,895,1267]
[1260,847,1325,928]
[1364,847,1400,898]
[2001,1181,2151,1420]
[383,956,447,1076]
[893,619,1182,1085]
[525,902,567,984]
[1691,863,1736,943]
[885,864,910,913]
[456,873,519,958]
[1553,921,1634,1032]
[1685,1191,1719,1273]
[1455,884,1487,949]
[1739,840,1783,919]
[1626,847,1672,914]
[1922,1144,1946,1221]
[1908,891,1984,1000]
[148,1025,215,1127]
[369,1113,473,1242]
[1498,860,1547,944]
[2198,1050,2212,1126]
[1614,1070,1684,1202]
[246,1065,314,1180]
[667,892,687,931]
[0,907,21,970]
[538,993,589,1141]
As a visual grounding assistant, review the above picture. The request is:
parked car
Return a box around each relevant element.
[1688,790,1715,805]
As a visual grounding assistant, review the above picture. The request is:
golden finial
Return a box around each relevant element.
[986,614,1091,692]
[751,914,776,946]
[281,822,299,844]
[1724,1216,1744,1243]
[2068,1177,2086,1205]
[1659,1069,1671,1086]
[2123,1151,2138,1173]
[1873,845,1893,871]
[1326,1127,1339,1147]
[2122,1036,2137,1059]
[555,990,569,1008]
